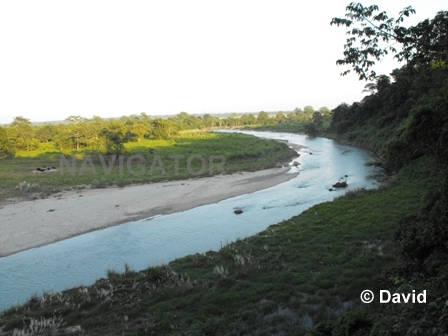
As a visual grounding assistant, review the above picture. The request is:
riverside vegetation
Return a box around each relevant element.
[0,108,327,203]
[1,3,448,335]
[0,132,297,202]
[0,163,439,335]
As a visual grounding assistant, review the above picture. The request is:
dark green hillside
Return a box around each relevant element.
[312,5,448,335]
[328,64,448,173]
[328,5,448,172]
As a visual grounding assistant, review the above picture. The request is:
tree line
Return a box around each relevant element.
[0,106,331,156]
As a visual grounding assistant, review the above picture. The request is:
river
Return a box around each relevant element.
[0,130,385,311]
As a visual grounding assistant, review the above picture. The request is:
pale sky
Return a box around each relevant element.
[0,1,445,124]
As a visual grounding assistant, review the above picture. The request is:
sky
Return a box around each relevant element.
[0,1,445,124]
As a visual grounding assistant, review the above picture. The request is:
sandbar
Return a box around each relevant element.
[0,168,297,257]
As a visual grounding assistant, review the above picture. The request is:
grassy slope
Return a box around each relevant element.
[0,156,437,335]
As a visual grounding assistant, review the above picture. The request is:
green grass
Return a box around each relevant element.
[0,131,296,202]
[0,158,437,335]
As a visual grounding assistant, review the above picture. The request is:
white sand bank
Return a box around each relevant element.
[0,168,297,257]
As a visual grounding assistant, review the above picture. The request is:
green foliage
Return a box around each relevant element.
[101,121,134,156]
[257,111,271,126]
[275,111,287,123]
[319,106,331,118]
[0,127,15,157]
[311,309,374,336]
[0,162,434,334]
[395,175,448,278]
[0,107,333,157]
[303,105,315,117]
[151,118,170,139]
[0,132,296,201]
[404,70,448,167]
[331,4,448,80]
[329,64,448,171]
[304,122,318,137]
[3,4,448,331]
[324,4,448,334]
[65,115,86,151]
[313,111,324,127]
[8,116,38,151]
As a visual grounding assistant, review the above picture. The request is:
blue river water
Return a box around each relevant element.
[0,131,385,311]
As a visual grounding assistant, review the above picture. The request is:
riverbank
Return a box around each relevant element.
[0,157,435,335]
[0,167,297,257]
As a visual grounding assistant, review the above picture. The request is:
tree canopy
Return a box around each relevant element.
[331,3,448,80]
[325,3,448,334]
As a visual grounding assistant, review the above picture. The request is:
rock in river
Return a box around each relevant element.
[332,181,348,188]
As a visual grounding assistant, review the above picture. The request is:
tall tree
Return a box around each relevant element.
[152,119,170,139]
[303,106,315,118]
[35,124,57,143]
[257,111,270,125]
[0,127,15,156]
[10,116,36,151]
[313,111,324,127]
[65,115,85,150]
[275,111,287,123]
[331,4,448,80]
[101,121,134,156]
[203,114,218,128]
[318,106,331,118]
